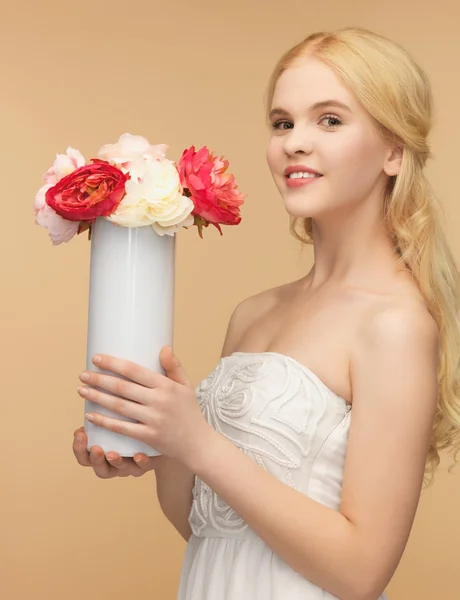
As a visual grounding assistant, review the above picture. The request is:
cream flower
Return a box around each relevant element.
[97,133,168,182]
[105,158,195,235]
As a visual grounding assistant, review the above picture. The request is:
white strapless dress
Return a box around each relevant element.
[177,351,389,600]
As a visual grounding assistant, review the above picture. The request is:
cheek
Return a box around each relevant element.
[326,133,382,180]
[266,139,281,172]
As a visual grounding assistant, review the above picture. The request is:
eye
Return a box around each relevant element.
[319,114,343,129]
[271,119,292,131]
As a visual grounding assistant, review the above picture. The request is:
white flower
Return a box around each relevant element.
[97,133,168,181]
[152,209,195,236]
[105,158,195,235]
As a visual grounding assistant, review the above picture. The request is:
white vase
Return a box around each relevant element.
[84,217,175,457]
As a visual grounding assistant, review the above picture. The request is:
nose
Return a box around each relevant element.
[282,127,314,157]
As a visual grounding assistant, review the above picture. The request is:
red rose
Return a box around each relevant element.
[177,146,245,238]
[45,159,128,222]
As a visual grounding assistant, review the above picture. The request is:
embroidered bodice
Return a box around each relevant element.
[188,351,352,541]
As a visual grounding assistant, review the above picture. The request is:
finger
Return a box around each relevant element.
[79,371,153,406]
[85,412,150,446]
[105,453,124,467]
[73,429,91,466]
[104,453,161,478]
[78,385,148,421]
[72,428,141,478]
[159,346,193,388]
[89,446,114,478]
[74,426,85,438]
[89,355,164,389]
[104,453,141,477]
[107,452,150,472]
[133,454,162,471]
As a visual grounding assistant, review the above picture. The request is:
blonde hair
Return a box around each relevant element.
[265,27,460,488]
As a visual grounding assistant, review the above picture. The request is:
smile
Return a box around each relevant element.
[285,175,323,188]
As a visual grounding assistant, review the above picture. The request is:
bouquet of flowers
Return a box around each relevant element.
[34,133,245,242]
[34,133,246,457]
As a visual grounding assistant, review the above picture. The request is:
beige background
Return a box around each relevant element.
[1,0,459,598]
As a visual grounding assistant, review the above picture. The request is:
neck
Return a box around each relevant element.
[302,195,405,292]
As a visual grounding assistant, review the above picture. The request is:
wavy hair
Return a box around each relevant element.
[265,27,460,487]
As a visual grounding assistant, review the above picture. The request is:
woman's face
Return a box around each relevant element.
[266,57,399,220]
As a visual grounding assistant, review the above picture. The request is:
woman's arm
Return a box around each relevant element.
[155,456,195,542]
[185,304,439,600]
[155,294,261,541]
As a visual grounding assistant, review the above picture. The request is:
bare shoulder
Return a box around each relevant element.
[350,293,440,413]
[220,284,286,358]
[339,294,440,597]
[355,294,439,364]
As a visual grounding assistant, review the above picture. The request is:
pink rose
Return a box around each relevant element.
[34,184,79,245]
[34,147,87,244]
[44,147,86,185]
[45,159,128,222]
[177,146,245,238]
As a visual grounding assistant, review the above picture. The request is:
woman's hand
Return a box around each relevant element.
[77,345,212,468]
[72,426,162,478]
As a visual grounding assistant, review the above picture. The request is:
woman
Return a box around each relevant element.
[73,27,460,600]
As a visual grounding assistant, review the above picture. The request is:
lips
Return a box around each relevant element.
[284,165,323,177]
[285,175,322,188]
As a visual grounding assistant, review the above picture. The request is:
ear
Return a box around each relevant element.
[383,144,404,177]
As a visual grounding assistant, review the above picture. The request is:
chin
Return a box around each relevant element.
[285,208,313,219]
[282,197,319,219]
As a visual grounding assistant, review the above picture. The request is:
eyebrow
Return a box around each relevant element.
[268,100,352,120]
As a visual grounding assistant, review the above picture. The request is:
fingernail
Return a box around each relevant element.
[76,434,84,443]
[93,355,102,364]
[134,456,142,463]
[107,455,116,462]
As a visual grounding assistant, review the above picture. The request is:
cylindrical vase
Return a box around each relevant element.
[84,217,175,457]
